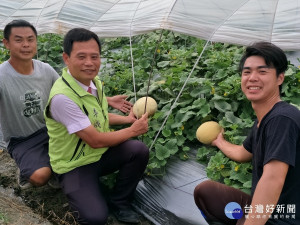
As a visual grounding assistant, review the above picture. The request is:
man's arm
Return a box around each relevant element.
[50,94,148,149]
[212,131,252,162]
[107,95,133,113]
[76,112,148,148]
[244,160,289,225]
[108,109,136,125]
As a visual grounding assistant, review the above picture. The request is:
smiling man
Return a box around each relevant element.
[193,42,300,225]
[44,28,149,225]
[0,20,60,189]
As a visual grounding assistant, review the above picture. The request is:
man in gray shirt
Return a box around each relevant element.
[0,20,60,189]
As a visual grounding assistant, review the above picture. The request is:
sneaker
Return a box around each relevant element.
[16,168,33,190]
[48,175,61,189]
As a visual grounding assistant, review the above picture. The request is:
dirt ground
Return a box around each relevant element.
[0,149,153,225]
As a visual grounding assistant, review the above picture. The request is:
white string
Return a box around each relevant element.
[129,0,143,103]
[129,36,137,102]
[149,0,250,151]
[149,39,211,151]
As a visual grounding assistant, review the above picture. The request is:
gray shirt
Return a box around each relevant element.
[0,60,59,146]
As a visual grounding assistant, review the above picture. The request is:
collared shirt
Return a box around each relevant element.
[50,71,97,134]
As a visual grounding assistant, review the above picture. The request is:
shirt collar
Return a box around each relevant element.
[67,69,97,92]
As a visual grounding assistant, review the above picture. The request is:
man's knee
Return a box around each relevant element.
[132,140,149,159]
[29,167,51,186]
[194,180,216,201]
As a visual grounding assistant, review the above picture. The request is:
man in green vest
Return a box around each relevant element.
[45,28,149,225]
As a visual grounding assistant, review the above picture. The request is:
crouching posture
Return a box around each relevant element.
[194,42,300,225]
[45,28,149,225]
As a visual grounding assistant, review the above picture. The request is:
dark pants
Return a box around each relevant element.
[7,127,51,179]
[194,180,252,225]
[58,140,149,225]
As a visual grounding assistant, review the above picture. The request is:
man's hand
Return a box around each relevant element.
[211,129,225,147]
[107,95,133,113]
[211,129,252,163]
[130,112,148,136]
[126,109,137,124]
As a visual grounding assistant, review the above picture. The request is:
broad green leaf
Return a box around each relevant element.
[165,139,178,154]
[155,143,170,160]
[140,59,150,68]
[196,104,211,117]
[176,135,186,146]
[162,129,172,137]
[243,180,252,189]
[157,61,170,68]
[225,112,242,124]
[182,146,190,152]
[213,100,232,112]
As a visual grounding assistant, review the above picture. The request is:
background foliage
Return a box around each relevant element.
[1,30,299,194]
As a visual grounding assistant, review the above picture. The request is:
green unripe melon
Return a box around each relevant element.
[196,121,222,145]
[133,97,157,118]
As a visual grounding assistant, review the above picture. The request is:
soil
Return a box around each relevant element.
[0,149,154,225]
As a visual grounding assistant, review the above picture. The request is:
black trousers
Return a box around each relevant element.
[58,140,149,225]
[194,180,252,225]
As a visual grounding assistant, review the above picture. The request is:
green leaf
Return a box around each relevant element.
[213,100,232,112]
[157,61,170,68]
[243,180,252,189]
[155,143,170,160]
[285,68,294,76]
[196,147,210,160]
[176,135,186,146]
[220,169,231,177]
[229,173,250,183]
[140,59,151,68]
[225,112,242,124]
[165,139,178,154]
[182,146,190,152]
[162,129,171,137]
[196,104,211,117]
[172,111,196,128]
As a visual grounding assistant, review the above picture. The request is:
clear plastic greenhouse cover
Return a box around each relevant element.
[1,0,300,224]
[1,0,300,50]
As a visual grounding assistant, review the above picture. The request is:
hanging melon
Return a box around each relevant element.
[133,97,157,118]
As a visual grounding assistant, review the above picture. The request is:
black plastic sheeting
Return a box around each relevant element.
[133,155,209,225]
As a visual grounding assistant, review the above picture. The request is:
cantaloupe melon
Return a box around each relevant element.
[133,97,157,118]
[196,121,222,145]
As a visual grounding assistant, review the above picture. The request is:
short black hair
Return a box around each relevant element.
[4,19,37,40]
[63,28,101,56]
[239,41,288,77]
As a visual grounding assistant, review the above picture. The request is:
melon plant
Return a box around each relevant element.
[133,97,158,118]
[196,121,222,145]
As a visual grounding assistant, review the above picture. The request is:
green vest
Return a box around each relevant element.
[45,68,110,174]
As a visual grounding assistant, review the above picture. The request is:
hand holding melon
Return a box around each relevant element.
[196,121,222,145]
[133,97,157,118]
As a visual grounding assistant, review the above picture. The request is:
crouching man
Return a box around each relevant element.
[45,28,149,225]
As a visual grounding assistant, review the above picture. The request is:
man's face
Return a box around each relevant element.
[63,39,101,86]
[241,56,284,104]
[3,27,37,61]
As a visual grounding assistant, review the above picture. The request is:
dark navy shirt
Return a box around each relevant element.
[243,101,300,224]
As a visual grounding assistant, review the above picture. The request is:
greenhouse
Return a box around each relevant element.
[0,1,300,225]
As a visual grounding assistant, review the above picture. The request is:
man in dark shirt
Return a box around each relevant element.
[194,42,300,225]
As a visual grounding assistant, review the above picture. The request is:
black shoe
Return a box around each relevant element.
[47,174,61,189]
[112,208,140,224]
